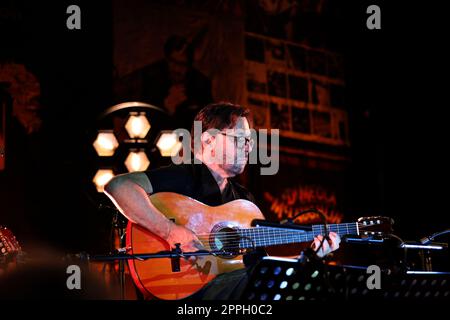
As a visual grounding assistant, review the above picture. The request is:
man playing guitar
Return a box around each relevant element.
[104,102,340,299]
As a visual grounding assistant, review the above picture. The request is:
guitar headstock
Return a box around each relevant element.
[0,226,21,257]
[357,216,394,236]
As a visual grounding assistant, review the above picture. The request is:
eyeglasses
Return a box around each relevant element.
[219,132,254,149]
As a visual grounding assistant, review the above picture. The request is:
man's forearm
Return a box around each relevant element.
[104,179,173,239]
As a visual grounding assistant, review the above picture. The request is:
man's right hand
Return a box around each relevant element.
[166,224,204,253]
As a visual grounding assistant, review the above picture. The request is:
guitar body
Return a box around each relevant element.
[126,192,264,300]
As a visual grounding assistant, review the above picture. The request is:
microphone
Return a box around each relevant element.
[420,229,450,244]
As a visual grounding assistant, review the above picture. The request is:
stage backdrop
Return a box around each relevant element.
[111,1,352,225]
[249,152,349,225]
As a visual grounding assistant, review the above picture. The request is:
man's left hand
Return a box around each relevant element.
[312,232,341,258]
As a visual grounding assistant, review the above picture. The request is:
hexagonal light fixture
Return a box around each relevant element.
[124,150,150,172]
[92,169,115,193]
[156,131,182,157]
[93,131,119,157]
[125,112,151,139]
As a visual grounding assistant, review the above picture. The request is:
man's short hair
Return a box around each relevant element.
[191,102,250,137]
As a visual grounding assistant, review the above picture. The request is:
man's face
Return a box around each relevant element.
[213,117,253,177]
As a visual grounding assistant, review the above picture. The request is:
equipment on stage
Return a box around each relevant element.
[0,226,20,269]
[420,229,450,245]
[242,255,450,301]
[98,192,393,299]
[0,226,20,258]
[87,192,449,301]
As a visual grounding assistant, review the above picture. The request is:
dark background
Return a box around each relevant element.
[1,0,449,253]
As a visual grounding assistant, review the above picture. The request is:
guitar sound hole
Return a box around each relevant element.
[210,227,240,255]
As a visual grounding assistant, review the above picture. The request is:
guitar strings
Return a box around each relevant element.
[186,223,377,251]
[194,228,363,251]
[194,227,362,248]
[196,229,362,251]
[194,227,362,241]
[195,237,342,251]
[195,230,359,241]
[193,223,364,240]
[193,229,366,250]
[195,235,358,248]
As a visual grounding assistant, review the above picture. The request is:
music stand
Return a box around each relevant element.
[241,256,450,301]
[242,256,336,301]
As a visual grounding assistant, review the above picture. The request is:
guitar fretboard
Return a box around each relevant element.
[236,222,359,249]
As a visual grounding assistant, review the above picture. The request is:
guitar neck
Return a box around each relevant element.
[237,222,359,249]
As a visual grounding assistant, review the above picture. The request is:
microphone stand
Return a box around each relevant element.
[74,248,229,300]
[89,248,228,263]
[86,247,232,283]
[98,204,129,300]
[110,208,127,299]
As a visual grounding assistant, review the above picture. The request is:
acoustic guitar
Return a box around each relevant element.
[126,192,392,300]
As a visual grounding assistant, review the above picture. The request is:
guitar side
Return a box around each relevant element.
[126,192,264,300]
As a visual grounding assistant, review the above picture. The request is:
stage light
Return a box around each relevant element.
[93,169,115,192]
[156,131,182,157]
[124,149,150,172]
[93,131,119,156]
[125,112,151,139]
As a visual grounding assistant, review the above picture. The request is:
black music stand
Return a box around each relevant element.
[242,257,331,301]
[241,256,450,301]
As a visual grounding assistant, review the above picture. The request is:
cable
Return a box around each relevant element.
[386,233,405,245]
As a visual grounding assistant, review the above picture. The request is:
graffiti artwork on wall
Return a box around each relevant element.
[263,184,344,224]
